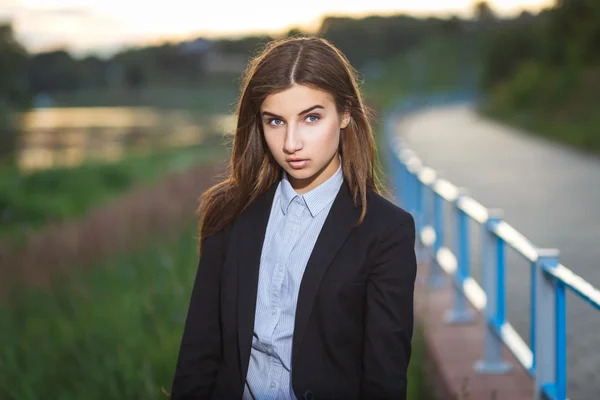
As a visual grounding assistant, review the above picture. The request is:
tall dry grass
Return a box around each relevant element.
[0,159,227,297]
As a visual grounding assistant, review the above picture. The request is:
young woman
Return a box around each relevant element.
[171,36,417,400]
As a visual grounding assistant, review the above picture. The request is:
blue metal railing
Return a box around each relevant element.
[383,92,600,400]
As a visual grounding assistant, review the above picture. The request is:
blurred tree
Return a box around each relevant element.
[27,50,83,93]
[545,0,600,65]
[80,55,109,88]
[478,0,600,153]
[124,64,146,91]
[0,23,30,108]
[16,14,483,96]
[214,35,272,57]
[478,21,542,89]
[474,1,497,24]
[154,43,184,74]
[318,15,434,66]
[0,22,30,163]
[285,27,306,38]
[440,16,464,36]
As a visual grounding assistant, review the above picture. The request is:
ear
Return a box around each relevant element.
[340,112,351,130]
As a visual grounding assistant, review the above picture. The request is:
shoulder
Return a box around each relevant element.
[363,190,417,275]
[366,189,415,231]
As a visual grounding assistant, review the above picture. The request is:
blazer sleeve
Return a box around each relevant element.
[361,211,417,399]
[171,229,226,399]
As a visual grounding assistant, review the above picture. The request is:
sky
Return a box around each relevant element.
[1,0,554,57]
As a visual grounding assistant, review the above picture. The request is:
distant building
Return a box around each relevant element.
[179,37,214,54]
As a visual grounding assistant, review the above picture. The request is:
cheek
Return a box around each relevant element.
[263,130,282,154]
[306,123,340,148]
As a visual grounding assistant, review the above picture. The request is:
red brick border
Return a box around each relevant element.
[415,261,535,400]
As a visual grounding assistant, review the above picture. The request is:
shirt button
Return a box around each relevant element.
[278,264,284,272]
[270,381,276,389]
[271,307,278,315]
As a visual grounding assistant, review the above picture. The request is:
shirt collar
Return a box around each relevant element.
[280,155,343,218]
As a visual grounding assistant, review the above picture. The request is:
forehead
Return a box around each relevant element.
[261,84,336,113]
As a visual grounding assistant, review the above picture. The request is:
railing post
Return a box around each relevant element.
[445,188,475,324]
[413,168,428,263]
[530,259,537,376]
[389,135,408,210]
[407,157,422,220]
[417,169,436,270]
[474,209,511,374]
[426,177,446,288]
[414,167,424,235]
[534,249,565,400]
[385,123,401,205]
[393,154,405,208]
[402,153,413,213]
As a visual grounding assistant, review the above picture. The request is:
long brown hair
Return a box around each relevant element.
[197,35,384,251]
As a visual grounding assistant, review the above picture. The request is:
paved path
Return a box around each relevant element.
[395,103,600,400]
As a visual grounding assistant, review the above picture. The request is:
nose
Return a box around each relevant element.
[283,125,302,154]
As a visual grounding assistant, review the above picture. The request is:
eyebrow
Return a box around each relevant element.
[261,105,324,119]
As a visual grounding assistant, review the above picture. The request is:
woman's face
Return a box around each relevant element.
[260,84,350,194]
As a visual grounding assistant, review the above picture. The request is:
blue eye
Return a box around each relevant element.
[269,118,284,126]
[306,114,320,123]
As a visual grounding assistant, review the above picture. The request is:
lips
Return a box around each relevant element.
[287,159,308,169]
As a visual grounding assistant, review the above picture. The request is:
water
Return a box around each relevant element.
[14,107,236,172]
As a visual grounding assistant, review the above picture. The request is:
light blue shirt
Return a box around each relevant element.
[242,158,344,400]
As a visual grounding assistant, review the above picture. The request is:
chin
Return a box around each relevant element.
[283,167,313,180]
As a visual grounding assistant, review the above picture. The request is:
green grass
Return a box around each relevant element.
[0,219,431,400]
[0,221,201,400]
[407,324,434,400]
[481,104,600,153]
[0,142,228,242]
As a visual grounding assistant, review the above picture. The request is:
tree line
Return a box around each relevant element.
[0,2,547,105]
[479,0,600,151]
[5,1,598,153]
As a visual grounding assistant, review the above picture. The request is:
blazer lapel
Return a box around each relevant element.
[292,182,361,358]
[237,180,279,383]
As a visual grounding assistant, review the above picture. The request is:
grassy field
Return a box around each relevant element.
[0,219,432,400]
[482,104,600,154]
[407,323,435,400]
[0,142,228,242]
[0,221,199,399]
[0,75,239,242]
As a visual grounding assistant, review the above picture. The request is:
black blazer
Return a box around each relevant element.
[171,179,417,400]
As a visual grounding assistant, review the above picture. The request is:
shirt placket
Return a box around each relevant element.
[264,196,304,400]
